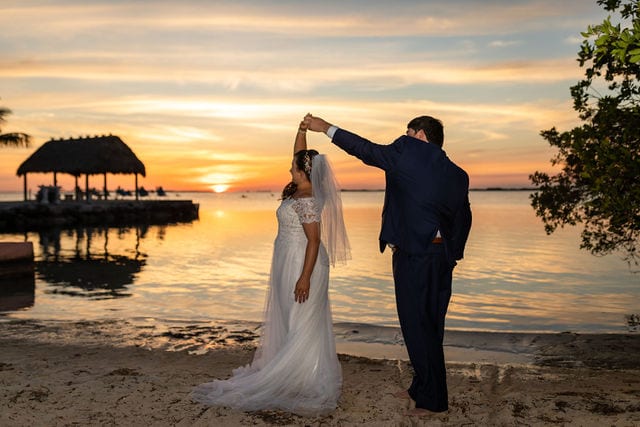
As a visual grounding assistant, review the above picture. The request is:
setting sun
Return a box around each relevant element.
[201,172,235,194]
[211,184,230,193]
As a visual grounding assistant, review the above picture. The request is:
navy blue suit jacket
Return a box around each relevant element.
[332,128,472,265]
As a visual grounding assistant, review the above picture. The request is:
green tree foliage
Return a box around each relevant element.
[530,0,640,265]
[0,106,31,147]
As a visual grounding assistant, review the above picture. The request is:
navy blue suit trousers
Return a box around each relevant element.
[392,243,452,412]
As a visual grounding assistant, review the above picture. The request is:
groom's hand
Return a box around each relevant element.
[304,114,332,134]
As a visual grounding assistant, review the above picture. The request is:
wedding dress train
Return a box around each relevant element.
[192,197,342,416]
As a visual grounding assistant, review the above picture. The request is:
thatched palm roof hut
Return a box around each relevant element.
[17,135,146,201]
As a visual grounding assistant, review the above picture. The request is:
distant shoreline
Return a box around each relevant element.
[341,187,536,192]
[0,187,536,197]
[226,187,536,193]
[239,187,537,193]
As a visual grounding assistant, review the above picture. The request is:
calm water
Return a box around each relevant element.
[0,191,638,333]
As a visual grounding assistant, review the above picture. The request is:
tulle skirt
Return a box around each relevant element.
[192,235,341,416]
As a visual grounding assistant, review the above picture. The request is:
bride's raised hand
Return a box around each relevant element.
[294,119,308,153]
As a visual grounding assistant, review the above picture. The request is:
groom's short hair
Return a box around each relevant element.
[407,116,444,147]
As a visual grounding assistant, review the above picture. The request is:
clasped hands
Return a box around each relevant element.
[301,113,331,134]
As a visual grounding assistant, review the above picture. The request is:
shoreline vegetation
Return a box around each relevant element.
[1,319,639,425]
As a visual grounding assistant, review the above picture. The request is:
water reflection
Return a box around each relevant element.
[0,191,637,333]
[35,226,148,299]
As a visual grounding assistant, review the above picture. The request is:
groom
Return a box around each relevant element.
[304,113,471,413]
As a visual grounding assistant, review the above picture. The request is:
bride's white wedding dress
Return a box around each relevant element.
[192,197,342,416]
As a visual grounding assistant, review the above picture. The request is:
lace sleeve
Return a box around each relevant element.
[293,198,321,224]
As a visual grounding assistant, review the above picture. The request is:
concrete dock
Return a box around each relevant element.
[0,242,34,263]
[0,242,35,308]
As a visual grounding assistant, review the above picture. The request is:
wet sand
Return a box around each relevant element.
[1,319,639,426]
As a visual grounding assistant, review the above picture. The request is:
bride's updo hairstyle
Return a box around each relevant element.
[281,149,319,199]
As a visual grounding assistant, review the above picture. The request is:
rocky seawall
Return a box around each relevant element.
[0,200,199,232]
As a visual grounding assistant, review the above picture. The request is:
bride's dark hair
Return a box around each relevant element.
[281,149,319,199]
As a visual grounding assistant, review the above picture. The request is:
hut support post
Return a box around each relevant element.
[75,176,79,201]
[135,174,139,201]
[85,174,90,202]
[103,173,108,200]
[53,172,57,188]
[23,174,27,201]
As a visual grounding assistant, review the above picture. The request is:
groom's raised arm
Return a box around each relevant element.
[305,114,400,171]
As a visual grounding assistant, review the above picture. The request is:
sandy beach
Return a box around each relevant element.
[1,319,639,426]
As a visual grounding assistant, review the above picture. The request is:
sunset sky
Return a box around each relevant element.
[0,0,609,193]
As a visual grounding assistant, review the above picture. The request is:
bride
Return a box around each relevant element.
[192,118,350,416]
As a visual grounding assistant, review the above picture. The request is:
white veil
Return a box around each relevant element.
[311,154,351,266]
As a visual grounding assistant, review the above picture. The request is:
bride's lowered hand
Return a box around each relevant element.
[294,276,311,303]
